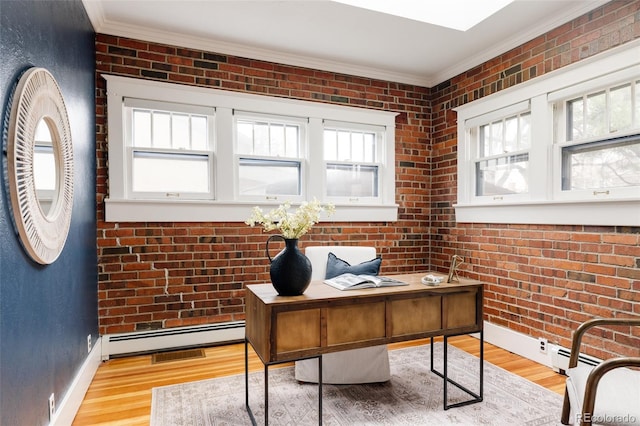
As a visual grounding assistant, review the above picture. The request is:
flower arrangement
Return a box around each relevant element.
[245,199,335,239]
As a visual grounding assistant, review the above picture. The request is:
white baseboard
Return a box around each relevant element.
[50,337,102,426]
[102,321,246,360]
[50,321,246,425]
[483,321,554,368]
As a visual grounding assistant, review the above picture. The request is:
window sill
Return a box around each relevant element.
[104,198,399,223]
[454,198,640,226]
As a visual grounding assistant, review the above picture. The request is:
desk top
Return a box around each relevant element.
[246,272,483,306]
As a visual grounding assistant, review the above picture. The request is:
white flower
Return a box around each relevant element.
[245,199,335,239]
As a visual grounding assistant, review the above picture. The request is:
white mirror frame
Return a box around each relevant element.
[7,67,74,264]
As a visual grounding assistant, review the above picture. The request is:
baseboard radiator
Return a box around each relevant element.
[101,321,245,360]
[550,344,601,374]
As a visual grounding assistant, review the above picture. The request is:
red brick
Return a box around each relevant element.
[93,2,639,361]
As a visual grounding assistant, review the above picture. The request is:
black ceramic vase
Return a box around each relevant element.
[266,235,312,296]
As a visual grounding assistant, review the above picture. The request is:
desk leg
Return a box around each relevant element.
[430,332,484,410]
[318,355,323,425]
[245,338,259,425]
[244,341,323,426]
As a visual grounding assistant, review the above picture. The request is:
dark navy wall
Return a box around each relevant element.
[0,1,97,424]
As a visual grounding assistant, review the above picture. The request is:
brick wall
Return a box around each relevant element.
[429,0,640,359]
[96,1,639,360]
[95,35,431,335]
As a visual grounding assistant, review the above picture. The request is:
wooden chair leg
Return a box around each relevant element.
[561,388,571,425]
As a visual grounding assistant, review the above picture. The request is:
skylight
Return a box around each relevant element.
[331,0,516,31]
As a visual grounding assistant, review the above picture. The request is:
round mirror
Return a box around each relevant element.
[7,67,73,264]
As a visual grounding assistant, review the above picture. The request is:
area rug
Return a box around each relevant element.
[150,343,563,425]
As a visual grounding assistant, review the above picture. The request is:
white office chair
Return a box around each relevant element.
[294,246,391,384]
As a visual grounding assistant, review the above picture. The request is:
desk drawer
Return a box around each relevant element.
[390,296,442,336]
[276,309,321,353]
[444,291,478,329]
[326,302,385,345]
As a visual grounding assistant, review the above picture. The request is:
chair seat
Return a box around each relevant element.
[295,345,391,384]
[566,364,640,425]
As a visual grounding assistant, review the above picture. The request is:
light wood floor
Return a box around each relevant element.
[73,335,567,425]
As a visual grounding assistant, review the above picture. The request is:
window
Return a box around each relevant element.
[456,42,640,226]
[235,113,305,200]
[476,111,531,198]
[124,99,215,200]
[104,75,397,222]
[323,121,384,201]
[556,79,640,199]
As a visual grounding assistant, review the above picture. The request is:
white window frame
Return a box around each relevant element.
[123,98,216,201]
[233,111,307,203]
[322,120,387,204]
[455,39,640,226]
[104,75,398,222]
[550,71,640,202]
[466,100,533,203]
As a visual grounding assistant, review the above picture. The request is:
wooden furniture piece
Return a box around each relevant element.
[295,246,391,384]
[244,272,484,425]
[561,318,640,426]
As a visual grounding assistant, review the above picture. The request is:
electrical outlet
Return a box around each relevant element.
[48,393,55,419]
[538,337,548,354]
[87,334,92,353]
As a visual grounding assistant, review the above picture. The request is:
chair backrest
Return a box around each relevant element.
[305,246,376,280]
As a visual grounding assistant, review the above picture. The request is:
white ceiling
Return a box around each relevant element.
[83,0,608,87]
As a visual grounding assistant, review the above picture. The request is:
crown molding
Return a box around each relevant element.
[83,0,610,89]
[84,0,431,87]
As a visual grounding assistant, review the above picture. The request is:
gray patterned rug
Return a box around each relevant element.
[151,342,563,425]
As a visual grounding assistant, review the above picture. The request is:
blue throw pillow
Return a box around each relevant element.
[325,252,382,279]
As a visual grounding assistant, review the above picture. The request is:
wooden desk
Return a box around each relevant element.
[244,272,484,425]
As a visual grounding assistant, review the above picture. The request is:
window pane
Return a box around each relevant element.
[270,124,285,157]
[585,91,606,139]
[153,112,171,149]
[238,158,300,196]
[326,164,378,197]
[324,129,337,160]
[172,113,190,149]
[254,122,270,156]
[285,126,298,156]
[480,122,505,157]
[568,98,584,141]
[476,153,529,196]
[191,116,208,150]
[490,121,503,156]
[352,132,364,161]
[562,136,640,190]
[133,110,151,147]
[504,116,518,152]
[237,121,253,154]
[132,151,209,193]
[519,113,531,149]
[610,84,632,133]
[337,131,351,160]
[364,133,375,161]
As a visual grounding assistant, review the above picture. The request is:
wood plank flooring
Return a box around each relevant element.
[72,335,567,425]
